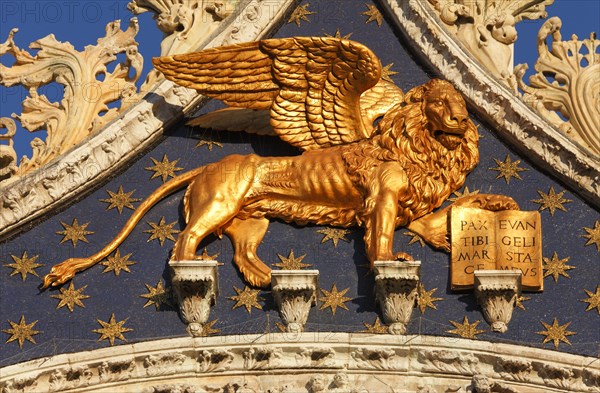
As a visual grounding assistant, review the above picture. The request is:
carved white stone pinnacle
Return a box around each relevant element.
[169,260,219,337]
[271,270,319,333]
[474,270,522,333]
[374,261,421,335]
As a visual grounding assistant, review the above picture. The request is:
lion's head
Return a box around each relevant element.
[403,79,474,151]
[343,79,479,224]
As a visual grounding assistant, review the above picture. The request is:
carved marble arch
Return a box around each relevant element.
[1,334,599,392]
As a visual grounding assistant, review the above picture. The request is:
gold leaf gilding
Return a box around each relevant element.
[531,186,572,216]
[3,315,41,349]
[145,154,183,182]
[5,251,43,281]
[93,313,133,346]
[317,228,350,247]
[536,318,576,349]
[582,221,600,252]
[144,217,180,246]
[543,252,575,282]
[140,281,172,310]
[51,282,90,312]
[57,219,94,247]
[580,286,600,315]
[228,286,263,313]
[100,186,141,214]
[359,316,388,334]
[489,155,528,184]
[447,316,485,339]
[319,283,352,315]
[273,250,313,270]
[362,4,383,26]
[101,249,137,276]
[417,283,442,314]
[288,3,315,27]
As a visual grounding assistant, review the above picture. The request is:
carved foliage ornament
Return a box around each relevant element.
[0,20,143,181]
[516,17,600,157]
[382,0,600,204]
[0,0,295,246]
[1,335,600,392]
[127,0,241,55]
[0,1,241,185]
[426,0,554,85]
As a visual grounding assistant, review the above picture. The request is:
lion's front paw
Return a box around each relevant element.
[41,259,83,289]
[427,233,451,252]
[481,195,520,211]
[453,194,519,211]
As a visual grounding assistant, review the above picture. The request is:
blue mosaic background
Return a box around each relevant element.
[1,0,599,366]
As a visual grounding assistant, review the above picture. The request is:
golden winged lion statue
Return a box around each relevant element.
[42,37,518,289]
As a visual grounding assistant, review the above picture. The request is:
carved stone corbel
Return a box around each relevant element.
[474,270,522,333]
[169,261,219,337]
[374,261,421,334]
[271,270,319,333]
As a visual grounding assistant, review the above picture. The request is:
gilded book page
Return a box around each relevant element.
[451,207,543,291]
[451,207,497,289]
[495,209,543,291]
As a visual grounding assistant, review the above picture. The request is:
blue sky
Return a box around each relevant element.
[1,0,599,159]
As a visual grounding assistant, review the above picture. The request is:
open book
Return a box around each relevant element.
[450,206,543,291]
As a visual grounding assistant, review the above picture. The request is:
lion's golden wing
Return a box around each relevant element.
[359,80,404,134]
[153,37,382,150]
[186,80,404,137]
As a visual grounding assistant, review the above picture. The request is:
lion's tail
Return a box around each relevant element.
[41,166,206,288]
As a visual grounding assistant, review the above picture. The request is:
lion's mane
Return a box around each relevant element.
[342,80,479,226]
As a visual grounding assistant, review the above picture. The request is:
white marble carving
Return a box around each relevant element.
[98,359,136,383]
[0,118,17,181]
[374,261,420,334]
[0,19,143,180]
[48,367,92,391]
[426,0,554,87]
[351,347,402,371]
[474,270,522,333]
[143,352,187,376]
[1,334,599,392]
[196,349,234,373]
[515,17,600,157]
[243,347,282,370]
[169,261,218,337]
[127,0,240,56]
[471,374,519,393]
[416,349,480,375]
[296,347,337,369]
[381,0,600,207]
[272,270,319,333]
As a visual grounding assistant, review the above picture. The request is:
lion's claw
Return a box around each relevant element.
[428,234,451,252]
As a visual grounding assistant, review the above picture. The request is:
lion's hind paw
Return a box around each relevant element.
[394,252,414,262]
